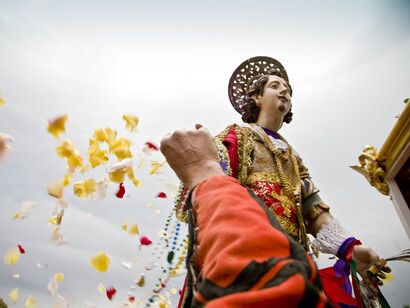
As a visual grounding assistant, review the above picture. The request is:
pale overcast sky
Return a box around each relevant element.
[0,0,409,307]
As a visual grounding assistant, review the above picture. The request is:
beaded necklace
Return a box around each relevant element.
[257,125,309,251]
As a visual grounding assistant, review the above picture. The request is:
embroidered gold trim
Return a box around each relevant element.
[245,172,295,191]
[270,211,299,237]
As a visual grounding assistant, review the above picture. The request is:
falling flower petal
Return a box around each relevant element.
[137,157,144,169]
[144,261,157,271]
[154,209,161,214]
[13,274,20,278]
[56,140,83,172]
[170,288,177,295]
[157,229,169,238]
[13,200,37,220]
[137,274,145,287]
[108,169,126,183]
[90,177,109,202]
[149,160,166,175]
[116,183,125,198]
[87,138,109,168]
[106,286,116,300]
[93,127,117,146]
[55,295,69,308]
[156,192,167,198]
[126,167,140,187]
[47,216,58,225]
[110,138,132,161]
[47,277,59,295]
[97,283,106,293]
[47,179,64,198]
[123,114,139,132]
[54,272,64,283]
[47,114,68,139]
[90,252,110,272]
[4,247,20,265]
[0,133,13,160]
[0,92,5,106]
[121,261,132,270]
[73,178,97,199]
[122,220,129,231]
[107,157,133,172]
[18,245,25,254]
[143,142,159,155]
[129,223,140,235]
[81,164,91,173]
[57,198,69,209]
[84,300,98,308]
[134,256,140,262]
[62,173,73,187]
[50,228,68,245]
[9,288,18,304]
[25,294,38,307]
[128,296,135,302]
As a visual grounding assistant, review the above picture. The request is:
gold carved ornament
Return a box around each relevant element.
[350,145,389,195]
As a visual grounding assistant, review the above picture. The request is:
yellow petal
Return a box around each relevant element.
[81,164,91,174]
[62,173,73,187]
[13,274,20,278]
[4,247,20,266]
[25,295,38,307]
[110,138,132,161]
[90,252,110,272]
[126,167,140,187]
[47,114,68,139]
[12,212,20,219]
[54,272,64,283]
[149,160,166,175]
[137,157,144,169]
[134,256,140,262]
[129,223,140,235]
[47,179,64,199]
[108,170,126,183]
[122,114,139,132]
[47,216,58,225]
[94,127,117,146]
[97,283,106,293]
[170,288,177,295]
[0,92,5,106]
[122,220,129,231]
[56,140,83,171]
[87,139,109,168]
[73,179,97,199]
[9,288,19,303]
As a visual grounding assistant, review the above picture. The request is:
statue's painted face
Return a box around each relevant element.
[253,75,292,117]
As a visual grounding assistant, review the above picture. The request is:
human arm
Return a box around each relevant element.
[160,125,331,308]
[307,206,391,292]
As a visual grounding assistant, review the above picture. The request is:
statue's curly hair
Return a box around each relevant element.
[241,69,293,124]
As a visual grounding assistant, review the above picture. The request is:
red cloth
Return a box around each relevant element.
[185,175,331,308]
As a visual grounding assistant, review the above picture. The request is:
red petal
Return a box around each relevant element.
[140,236,152,245]
[116,183,125,198]
[156,192,167,198]
[18,245,25,254]
[106,287,116,300]
[145,142,159,150]
[128,296,135,302]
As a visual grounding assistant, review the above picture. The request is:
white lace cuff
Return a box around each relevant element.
[313,218,354,255]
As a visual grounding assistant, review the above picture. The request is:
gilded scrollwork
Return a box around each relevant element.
[350,145,389,195]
